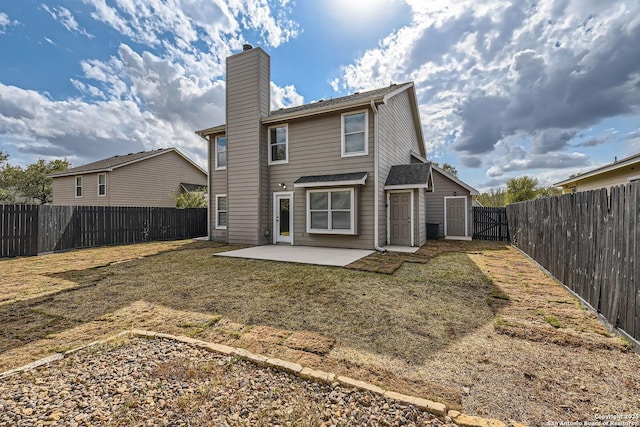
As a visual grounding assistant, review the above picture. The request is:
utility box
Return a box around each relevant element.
[427,223,440,240]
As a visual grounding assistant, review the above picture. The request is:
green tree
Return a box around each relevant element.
[505,176,540,204]
[537,185,561,198]
[477,188,507,207]
[433,162,458,177]
[172,188,208,208]
[3,157,70,204]
[0,150,19,203]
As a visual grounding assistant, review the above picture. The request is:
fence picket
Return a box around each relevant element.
[0,205,206,258]
[507,182,640,343]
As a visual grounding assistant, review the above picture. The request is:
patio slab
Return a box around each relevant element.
[216,245,374,267]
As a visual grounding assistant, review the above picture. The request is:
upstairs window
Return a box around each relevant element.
[215,136,227,170]
[269,125,288,164]
[341,110,368,157]
[75,176,83,198]
[98,173,106,196]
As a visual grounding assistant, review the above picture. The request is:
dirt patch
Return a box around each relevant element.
[2,240,639,425]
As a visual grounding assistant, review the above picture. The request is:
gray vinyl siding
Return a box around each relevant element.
[425,169,473,238]
[377,89,424,246]
[52,151,206,207]
[417,189,426,245]
[269,110,375,249]
[225,47,270,245]
[208,134,228,242]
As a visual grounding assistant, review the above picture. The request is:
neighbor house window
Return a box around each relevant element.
[306,188,354,234]
[268,125,288,164]
[216,194,227,229]
[75,176,83,198]
[98,173,106,196]
[341,110,368,157]
[215,136,227,170]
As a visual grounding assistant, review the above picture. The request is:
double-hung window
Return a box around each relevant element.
[75,176,83,198]
[215,136,227,170]
[98,173,106,196]
[307,188,354,234]
[216,195,227,229]
[268,125,288,164]
[341,110,368,157]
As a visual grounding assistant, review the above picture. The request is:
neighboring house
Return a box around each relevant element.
[49,148,207,207]
[196,45,478,249]
[554,152,640,194]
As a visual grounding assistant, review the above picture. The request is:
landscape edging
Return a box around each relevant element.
[0,329,516,427]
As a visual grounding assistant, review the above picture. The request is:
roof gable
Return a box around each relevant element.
[49,148,206,178]
[384,163,433,190]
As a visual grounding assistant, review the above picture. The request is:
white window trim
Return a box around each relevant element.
[306,188,355,235]
[268,124,289,165]
[385,190,415,247]
[215,194,227,230]
[75,176,83,198]
[97,173,106,197]
[341,110,369,158]
[215,136,227,170]
[273,191,294,245]
[444,196,468,237]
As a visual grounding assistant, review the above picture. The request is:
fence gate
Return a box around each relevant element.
[473,206,509,241]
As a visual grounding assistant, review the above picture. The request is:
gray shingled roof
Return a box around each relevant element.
[49,148,174,177]
[269,83,410,118]
[385,163,432,186]
[294,172,368,185]
[180,183,207,192]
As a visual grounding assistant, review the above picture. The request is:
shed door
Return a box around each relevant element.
[445,197,466,237]
[390,192,411,245]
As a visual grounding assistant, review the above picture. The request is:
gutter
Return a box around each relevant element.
[371,100,385,253]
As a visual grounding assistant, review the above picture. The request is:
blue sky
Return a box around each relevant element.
[1,0,639,191]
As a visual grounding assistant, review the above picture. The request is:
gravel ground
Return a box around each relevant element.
[0,337,454,426]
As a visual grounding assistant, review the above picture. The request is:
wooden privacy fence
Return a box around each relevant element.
[506,182,640,343]
[473,207,509,241]
[0,205,207,258]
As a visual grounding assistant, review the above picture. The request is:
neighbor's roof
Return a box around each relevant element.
[554,152,640,186]
[180,183,207,192]
[48,148,206,178]
[384,163,433,189]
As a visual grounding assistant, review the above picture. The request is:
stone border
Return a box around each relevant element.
[0,329,520,427]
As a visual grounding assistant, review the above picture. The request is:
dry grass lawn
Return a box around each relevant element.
[1,240,639,425]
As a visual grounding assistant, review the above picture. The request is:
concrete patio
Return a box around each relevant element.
[215,245,374,267]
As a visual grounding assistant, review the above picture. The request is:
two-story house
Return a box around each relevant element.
[196,45,477,250]
[49,148,207,207]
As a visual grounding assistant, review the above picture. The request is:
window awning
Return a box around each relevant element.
[384,163,433,190]
[293,172,368,188]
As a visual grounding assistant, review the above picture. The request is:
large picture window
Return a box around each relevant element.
[215,136,227,170]
[307,188,355,234]
[268,125,288,164]
[341,110,368,157]
[216,195,227,229]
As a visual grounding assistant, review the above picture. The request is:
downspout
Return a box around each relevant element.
[371,100,386,253]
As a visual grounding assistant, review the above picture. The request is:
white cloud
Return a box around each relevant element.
[42,5,94,38]
[270,82,303,110]
[0,12,18,34]
[333,0,640,182]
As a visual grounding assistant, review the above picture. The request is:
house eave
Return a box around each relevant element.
[553,154,640,186]
[384,184,431,190]
[263,99,385,125]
